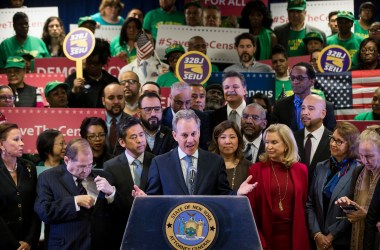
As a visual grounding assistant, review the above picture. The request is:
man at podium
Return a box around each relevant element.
[132,109,257,197]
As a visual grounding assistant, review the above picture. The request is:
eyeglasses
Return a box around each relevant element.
[173,100,191,107]
[369,29,380,33]
[54,141,66,147]
[87,133,106,141]
[329,136,346,146]
[290,75,309,81]
[120,79,139,85]
[0,95,15,101]
[141,106,162,113]
[242,114,262,121]
[360,48,378,54]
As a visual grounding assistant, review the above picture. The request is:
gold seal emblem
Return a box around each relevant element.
[164,202,218,249]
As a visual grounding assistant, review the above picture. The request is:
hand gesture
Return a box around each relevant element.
[335,196,353,207]
[131,185,147,197]
[17,241,31,250]
[75,195,95,209]
[237,175,258,196]
[346,205,367,223]
[95,175,114,196]
[72,78,85,94]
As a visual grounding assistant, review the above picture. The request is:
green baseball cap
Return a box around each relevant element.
[78,16,96,27]
[287,0,306,11]
[165,44,185,58]
[44,81,69,97]
[5,56,25,69]
[303,31,324,44]
[337,11,354,21]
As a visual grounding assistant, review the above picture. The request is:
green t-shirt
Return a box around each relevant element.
[354,20,369,39]
[327,33,364,70]
[157,71,179,87]
[275,77,325,99]
[143,8,186,40]
[110,35,137,63]
[0,35,50,68]
[288,29,306,57]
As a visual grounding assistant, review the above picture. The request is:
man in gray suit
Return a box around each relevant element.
[274,0,326,57]
[104,116,155,248]
[294,94,332,182]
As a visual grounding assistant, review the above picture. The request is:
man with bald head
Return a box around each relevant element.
[294,94,332,181]
[119,71,140,116]
[102,83,130,155]
[188,36,219,72]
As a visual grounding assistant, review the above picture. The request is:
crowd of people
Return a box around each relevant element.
[0,0,380,249]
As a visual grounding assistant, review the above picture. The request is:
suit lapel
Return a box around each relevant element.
[117,153,135,190]
[140,153,152,189]
[255,141,265,162]
[329,162,356,208]
[310,129,331,167]
[60,166,79,195]
[171,149,189,195]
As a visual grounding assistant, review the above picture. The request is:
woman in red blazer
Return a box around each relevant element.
[247,124,310,250]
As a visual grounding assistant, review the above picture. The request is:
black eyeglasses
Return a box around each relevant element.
[360,48,378,54]
[329,135,346,146]
[290,75,309,81]
[87,133,106,141]
[120,79,139,85]
[141,106,162,113]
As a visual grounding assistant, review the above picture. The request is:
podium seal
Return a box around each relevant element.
[164,202,218,249]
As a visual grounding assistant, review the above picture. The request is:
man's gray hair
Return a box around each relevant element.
[244,103,267,119]
[172,109,201,132]
[170,82,190,96]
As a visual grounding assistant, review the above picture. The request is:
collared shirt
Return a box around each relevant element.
[125,151,145,185]
[227,100,246,128]
[105,112,123,133]
[304,124,325,163]
[243,134,262,162]
[144,127,159,151]
[178,147,199,182]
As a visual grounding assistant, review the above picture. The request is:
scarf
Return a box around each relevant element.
[323,157,352,199]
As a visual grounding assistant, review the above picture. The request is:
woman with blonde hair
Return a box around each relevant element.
[90,0,125,26]
[247,123,310,250]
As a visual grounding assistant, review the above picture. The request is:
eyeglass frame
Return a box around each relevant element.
[329,135,346,146]
[87,133,107,141]
[360,48,378,54]
[0,95,15,101]
[120,79,139,86]
[290,75,310,81]
[140,106,162,113]
[241,113,262,121]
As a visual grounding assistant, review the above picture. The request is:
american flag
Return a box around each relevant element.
[136,32,154,64]
[316,70,380,120]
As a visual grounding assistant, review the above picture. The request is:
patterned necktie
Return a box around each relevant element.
[109,118,117,149]
[77,178,87,195]
[304,133,313,166]
[245,142,254,162]
[229,110,238,124]
[294,98,304,129]
[141,61,148,78]
[133,159,142,187]
[185,155,195,195]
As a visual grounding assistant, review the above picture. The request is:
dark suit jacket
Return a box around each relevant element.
[209,105,227,134]
[106,112,131,156]
[162,107,211,150]
[103,151,155,247]
[0,158,40,250]
[364,179,380,249]
[306,160,362,249]
[34,165,114,250]
[146,148,233,195]
[274,23,327,53]
[145,125,177,155]
[271,95,336,132]
[294,127,332,182]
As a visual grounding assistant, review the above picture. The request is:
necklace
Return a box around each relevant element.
[5,162,17,173]
[270,161,288,211]
[231,165,238,190]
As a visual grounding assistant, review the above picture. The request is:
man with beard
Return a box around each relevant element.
[102,83,130,155]
[241,103,267,163]
[294,94,332,181]
[138,92,176,155]
[104,116,155,249]
[119,71,140,116]
[205,84,224,111]
[0,12,49,69]
[143,0,185,41]
[224,33,273,73]
[210,71,247,132]
[272,62,336,132]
